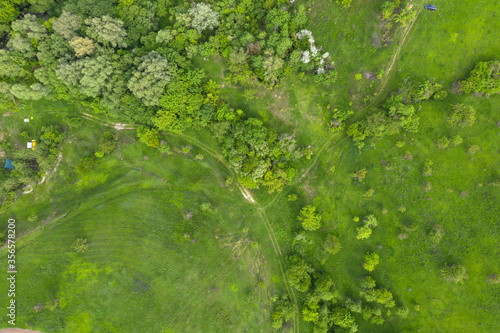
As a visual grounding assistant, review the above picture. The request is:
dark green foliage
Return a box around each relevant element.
[96,131,117,156]
[76,156,98,174]
[271,294,295,330]
[447,103,476,127]
[64,0,118,17]
[324,234,341,255]
[441,264,468,283]
[287,255,313,293]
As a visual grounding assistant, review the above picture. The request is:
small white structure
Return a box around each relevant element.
[24,118,29,122]
[27,142,33,149]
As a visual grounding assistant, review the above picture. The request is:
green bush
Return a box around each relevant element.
[441,264,468,283]
[298,205,322,231]
[137,126,161,148]
[448,104,476,127]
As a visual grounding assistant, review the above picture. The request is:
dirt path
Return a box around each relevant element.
[0,214,59,251]
[80,112,139,130]
[355,6,423,117]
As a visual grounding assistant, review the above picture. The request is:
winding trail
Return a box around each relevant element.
[354,6,423,118]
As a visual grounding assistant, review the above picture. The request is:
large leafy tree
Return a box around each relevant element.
[187,3,219,34]
[52,10,82,40]
[118,0,157,45]
[128,51,171,106]
[85,15,127,48]
[69,37,96,57]
[0,49,27,78]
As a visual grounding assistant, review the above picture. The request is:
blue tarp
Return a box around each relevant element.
[4,159,13,170]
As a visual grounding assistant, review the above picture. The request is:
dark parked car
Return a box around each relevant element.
[425,4,437,11]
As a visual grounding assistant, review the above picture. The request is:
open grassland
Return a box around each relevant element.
[0,113,287,332]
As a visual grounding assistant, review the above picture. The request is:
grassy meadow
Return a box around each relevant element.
[1,0,499,332]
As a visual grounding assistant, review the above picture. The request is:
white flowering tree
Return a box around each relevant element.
[296,29,331,74]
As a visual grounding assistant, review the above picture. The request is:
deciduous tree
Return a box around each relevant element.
[128,51,171,106]
[298,205,322,231]
[85,15,127,48]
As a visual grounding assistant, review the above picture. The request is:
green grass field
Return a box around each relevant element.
[1,0,499,332]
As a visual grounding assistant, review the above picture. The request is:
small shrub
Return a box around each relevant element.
[441,264,468,283]
[158,142,173,155]
[398,233,408,240]
[423,182,432,192]
[287,194,298,201]
[448,104,476,127]
[488,274,500,284]
[76,156,98,174]
[363,214,378,228]
[353,216,359,222]
[450,135,463,146]
[395,307,409,319]
[432,89,448,100]
[353,168,367,182]
[467,145,480,155]
[181,145,192,154]
[429,225,444,243]
[324,234,342,255]
[364,189,374,197]
[397,206,406,212]
[423,159,433,176]
[72,238,89,253]
[28,213,38,222]
[195,153,204,160]
[201,202,217,214]
[98,132,117,155]
[356,225,372,240]
[298,205,322,231]
[395,140,405,148]
[137,126,160,147]
[436,137,450,149]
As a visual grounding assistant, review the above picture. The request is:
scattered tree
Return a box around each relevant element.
[298,205,322,231]
[363,252,380,272]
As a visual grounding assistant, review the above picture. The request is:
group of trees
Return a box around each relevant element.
[347,79,448,149]
[280,255,358,333]
[0,0,323,194]
[356,214,378,240]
